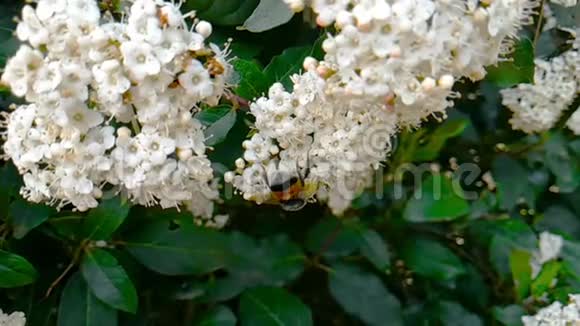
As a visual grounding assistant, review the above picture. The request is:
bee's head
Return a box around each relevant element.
[279,198,307,211]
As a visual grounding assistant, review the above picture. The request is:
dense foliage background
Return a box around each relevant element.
[1,0,580,325]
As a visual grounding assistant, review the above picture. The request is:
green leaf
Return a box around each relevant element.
[305,217,361,258]
[489,219,537,278]
[544,133,580,193]
[239,286,313,326]
[328,263,403,326]
[184,0,260,26]
[493,305,525,326]
[404,174,470,222]
[438,301,483,326]
[412,119,468,161]
[531,261,561,298]
[551,3,580,28]
[83,197,130,240]
[536,205,580,239]
[196,106,233,126]
[492,155,535,210]
[203,108,237,146]
[9,199,54,239]
[509,250,532,301]
[233,59,270,99]
[401,238,466,281]
[242,0,294,32]
[197,306,237,326]
[359,230,391,272]
[486,38,534,87]
[80,249,138,313]
[124,219,230,275]
[0,250,38,288]
[58,273,117,326]
[562,240,580,275]
[226,233,305,287]
[264,42,322,90]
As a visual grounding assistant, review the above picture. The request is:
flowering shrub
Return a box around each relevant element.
[0,0,579,325]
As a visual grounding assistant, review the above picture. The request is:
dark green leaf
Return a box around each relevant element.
[226,233,305,287]
[242,0,294,32]
[401,238,465,281]
[493,305,525,326]
[197,306,237,326]
[531,261,561,297]
[0,250,37,288]
[196,106,234,126]
[233,59,269,99]
[509,250,532,301]
[562,240,580,275]
[489,219,537,278]
[124,219,230,275]
[305,217,361,258]
[328,263,403,326]
[551,3,580,28]
[264,41,322,89]
[239,286,313,326]
[486,38,534,87]
[185,0,260,26]
[204,109,237,146]
[412,119,468,161]
[404,174,470,222]
[492,155,535,210]
[536,206,580,239]
[545,133,580,193]
[9,199,54,239]
[83,197,130,240]
[58,273,117,326]
[81,249,138,313]
[438,301,483,326]
[359,230,391,272]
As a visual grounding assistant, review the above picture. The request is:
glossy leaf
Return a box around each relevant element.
[404,174,470,222]
[329,263,403,326]
[203,108,237,146]
[81,249,138,313]
[492,155,535,210]
[412,119,468,161]
[493,305,525,326]
[242,0,294,32]
[0,250,37,288]
[9,199,54,239]
[358,229,392,272]
[239,286,313,326]
[83,197,130,240]
[509,250,532,301]
[401,238,466,281]
[124,219,230,275]
[531,261,561,298]
[58,273,117,326]
[486,38,534,87]
[305,217,361,258]
[438,301,483,326]
[225,233,306,287]
[233,59,270,99]
[197,306,237,326]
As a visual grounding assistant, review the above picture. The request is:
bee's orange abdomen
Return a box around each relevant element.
[272,183,302,201]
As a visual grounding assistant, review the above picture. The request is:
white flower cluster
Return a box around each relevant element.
[0,310,25,326]
[1,0,232,217]
[501,29,580,134]
[228,0,539,214]
[530,231,564,278]
[523,294,580,325]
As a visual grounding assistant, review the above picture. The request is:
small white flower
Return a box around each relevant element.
[178,60,214,99]
[0,309,26,326]
[121,41,161,81]
[54,99,104,133]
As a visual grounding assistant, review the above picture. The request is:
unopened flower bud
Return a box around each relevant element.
[235,158,245,169]
[177,148,193,161]
[195,21,212,38]
[224,171,235,183]
[117,126,131,139]
[438,75,454,89]
[303,57,318,72]
[421,77,436,91]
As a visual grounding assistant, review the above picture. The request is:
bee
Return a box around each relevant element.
[205,56,225,77]
[262,157,318,211]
